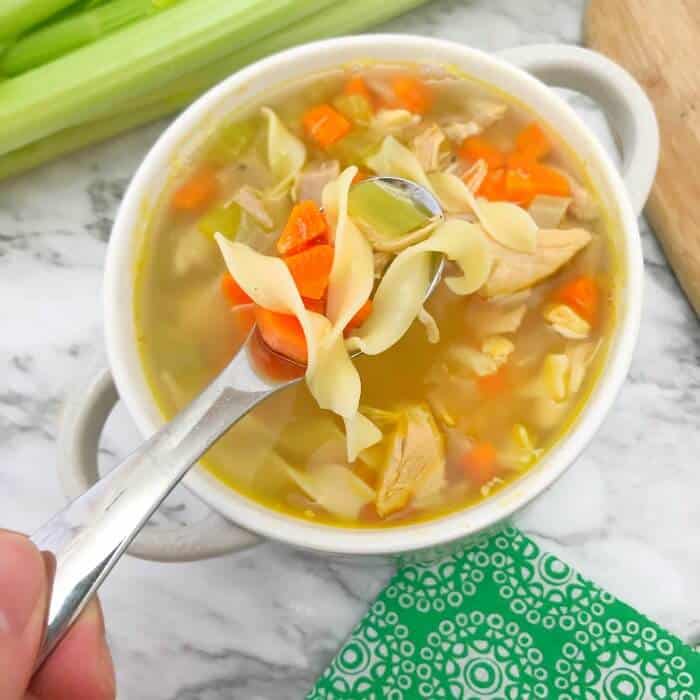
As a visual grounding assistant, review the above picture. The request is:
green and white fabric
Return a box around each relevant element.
[308,527,700,699]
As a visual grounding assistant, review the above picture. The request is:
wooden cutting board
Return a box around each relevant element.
[585,0,700,315]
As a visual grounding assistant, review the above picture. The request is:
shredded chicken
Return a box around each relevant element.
[412,124,446,173]
[466,297,528,337]
[232,186,273,229]
[293,160,340,206]
[483,227,592,297]
[376,404,446,517]
[442,121,481,143]
[554,168,599,221]
[371,108,421,134]
[469,99,508,129]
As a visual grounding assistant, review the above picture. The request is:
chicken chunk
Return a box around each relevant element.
[232,185,273,229]
[483,227,592,297]
[412,124,446,173]
[376,403,446,517]
[293,160,340,206]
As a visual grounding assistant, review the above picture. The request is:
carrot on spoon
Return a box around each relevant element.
[255,307,308,365]
[277,200,329,255]
[220,273,252,306]
[284,244,334,300]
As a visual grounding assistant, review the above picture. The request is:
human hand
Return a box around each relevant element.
[0,530,115,700]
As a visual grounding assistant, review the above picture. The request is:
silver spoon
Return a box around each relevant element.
[28,176,444,668]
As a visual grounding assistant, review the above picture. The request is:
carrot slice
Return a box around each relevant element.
[476,168,507,201]
[516,123,551,159]
[344,77,374,108]
[528,163,571,197]
[277,200,329,255]
[303,297,326,314]
[391,76,432,114]
[476,366,509,397]
[220,273,252,306]
[506,150,536,171]
[461,442,497,485]
[346,299,373,329]
[554,275,599,323]
[172,166,218,211]
[284,244,334,300]
[255,307,308,365]
[302,104,352,149]
[459,136,505,169]
[505,169,537,205]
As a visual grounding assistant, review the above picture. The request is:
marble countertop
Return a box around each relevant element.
[1,1,699,698]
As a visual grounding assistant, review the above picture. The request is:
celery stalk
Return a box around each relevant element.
[0,0,79,41]
[0,0,430,180]
[3,0,179,77]
[0,0,340,155]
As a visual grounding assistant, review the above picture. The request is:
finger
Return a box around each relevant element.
[0,531,49,700]
[29,597,115,700]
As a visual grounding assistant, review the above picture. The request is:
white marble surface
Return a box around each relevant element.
[1,1,699,698]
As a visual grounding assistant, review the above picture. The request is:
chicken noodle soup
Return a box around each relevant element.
[135,62,614,527]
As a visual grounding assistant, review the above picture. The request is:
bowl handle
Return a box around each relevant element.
[498,44,659,217]
[57,366,261,561]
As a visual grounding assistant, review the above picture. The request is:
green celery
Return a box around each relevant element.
[3,0,179,77]
[332,94,373,127]
[0,0,340,155]
[197,202,242,240]
[329,129,382,166]
[206,118,259,165]
[348,180,431,242]
[0,0,430,180]
[0,0,79,42]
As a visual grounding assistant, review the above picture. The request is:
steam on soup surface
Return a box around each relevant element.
[135,62,615,527]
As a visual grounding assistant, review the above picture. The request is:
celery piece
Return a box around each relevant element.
[0,0,79,42]
[0,0,431,179]
[207,118,258,164]
[3,0,177,77]
[332,93,372,127]
[197,202,241,240]
[1,0,175,75]
[329,129,381,166]
[348,180,431,243]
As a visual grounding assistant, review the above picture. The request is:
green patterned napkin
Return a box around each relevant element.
[308,527,700,699]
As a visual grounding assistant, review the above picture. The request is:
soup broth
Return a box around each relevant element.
[135,62,615,528]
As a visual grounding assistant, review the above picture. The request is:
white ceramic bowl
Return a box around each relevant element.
[59,35,658,561]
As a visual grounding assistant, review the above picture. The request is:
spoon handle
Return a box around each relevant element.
[30,337,289,668]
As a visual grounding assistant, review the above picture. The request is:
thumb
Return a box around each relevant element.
[0,530,49,700]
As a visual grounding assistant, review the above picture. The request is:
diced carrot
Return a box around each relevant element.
[284,244,334,300]
[220,273,252,306]
[172,166,219,211]
[352,167,372,184]
[528,163,571,197]
[277,200,329,255]
[249,326,306,381]
[391,76,432,114]
[516,123,551,159]
[506,150,536,171]
[476,366,509,397]
[554,275,599,323]
[344,77,374,108]
[303,297,326,314]
[461,442,497,485]
[255,307,308,365]
[302,104,352,149]
[477,168,507,201]
[505,169,537,205]
[346,299,373,329]
[459,136,505,169]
